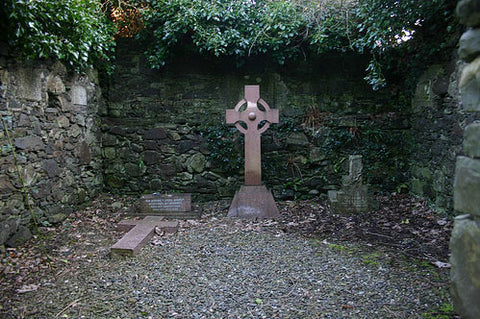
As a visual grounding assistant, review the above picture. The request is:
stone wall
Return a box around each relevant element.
[102,39,407,201]
[449,1,480,318]
[410,61,477,213]
[0,56,103,247]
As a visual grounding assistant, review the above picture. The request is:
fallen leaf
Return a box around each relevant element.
[432,261,451,268]
[17,284,39,293]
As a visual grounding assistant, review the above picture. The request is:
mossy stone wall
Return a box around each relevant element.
[102,39,409,201]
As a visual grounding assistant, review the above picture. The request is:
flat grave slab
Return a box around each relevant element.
[110,216,179,257]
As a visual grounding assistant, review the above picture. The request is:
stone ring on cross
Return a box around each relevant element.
[228,86,278,135]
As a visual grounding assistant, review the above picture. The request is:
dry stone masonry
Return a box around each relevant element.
[102,39,408,201]
[449,1,480,318]
[0,57,103,247]
[0,32,473,251]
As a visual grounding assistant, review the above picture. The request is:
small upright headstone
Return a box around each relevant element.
[72,85,87,106]
[137,193,199,219]
[328,155,372,213]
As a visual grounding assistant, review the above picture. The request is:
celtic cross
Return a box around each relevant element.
[226,85,279,185]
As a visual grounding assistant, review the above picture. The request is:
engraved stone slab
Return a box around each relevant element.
[137,193,198,219]
[72,85,87,106]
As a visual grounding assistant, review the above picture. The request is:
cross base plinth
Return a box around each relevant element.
[228,185,279,218]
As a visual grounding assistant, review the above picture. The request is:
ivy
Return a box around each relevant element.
[1,0,458,86]
[3,0,116,73]
[199,123,244,176]
[134,0,458,89]
[137,0,309,68]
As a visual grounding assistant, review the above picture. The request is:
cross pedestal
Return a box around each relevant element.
[226,85,280,218]
[110,216,179,257]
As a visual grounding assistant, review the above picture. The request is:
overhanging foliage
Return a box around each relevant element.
[2,0,116,72]
[1,0,459,86]
[136,0,458,89]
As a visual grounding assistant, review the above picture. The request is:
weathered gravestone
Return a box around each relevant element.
[137,193,199,219]
[226,85,280,218]
[328,155,373,213]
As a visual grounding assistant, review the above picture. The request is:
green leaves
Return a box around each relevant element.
[3,0,456,86]
[136,0,456,89]
[138,0,309,67]
[4,0,116,73]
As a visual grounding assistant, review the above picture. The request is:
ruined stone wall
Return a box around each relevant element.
[410,61,477,213]
[102,39,405,201]
[449,1,480,318]
[0,56,103,247]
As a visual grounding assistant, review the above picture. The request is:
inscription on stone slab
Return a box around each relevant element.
[137,193,197,218]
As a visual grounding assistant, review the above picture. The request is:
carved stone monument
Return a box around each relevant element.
[226,85,280,218]
[137,193,198,219]
[328,155,371,213]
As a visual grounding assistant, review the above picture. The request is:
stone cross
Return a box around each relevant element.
[226,85,279,185]
[110,216,178,257]
[225,85,280,218]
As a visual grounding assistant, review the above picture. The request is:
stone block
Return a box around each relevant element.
[57,115,70,128]
[0,218,18,246]
[228,185,279,218]
[328,186,370,214]
[14,136,44,151]
[286,132,309,150]
[6,226,32,247]
[14,68,43,101]
[454,156,480,215]
[43,159,61,178]
[144,128,167,140]
[177,140,196,153]
[459,29,480,62]
[76,141,91,164]
[111,216,179,257]
[143,150,161,164]
[464,122,480,158]
[125,163,146,177]
[186,153,205,173]
[450,214,480,319]
[72,85,87,106]
[0,175,15,194]
[457,0,480,27]
[48,213,67,225]
[459,56,480,111]
[46,75,65,94]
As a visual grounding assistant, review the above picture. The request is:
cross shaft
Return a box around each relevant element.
[226,85,279,185]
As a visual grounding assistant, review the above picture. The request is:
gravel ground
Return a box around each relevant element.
[1,197,454,318]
